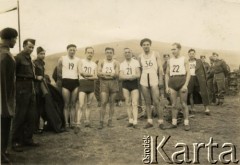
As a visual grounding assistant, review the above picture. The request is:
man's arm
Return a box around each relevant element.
[182,58,191,91]
[97,60,105,78]
[113,61,120,78]
[156,53,164,87]
[86,64,98,80]
[165,60,170,94]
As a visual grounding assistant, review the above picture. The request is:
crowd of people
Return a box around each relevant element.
[1,27,230,163]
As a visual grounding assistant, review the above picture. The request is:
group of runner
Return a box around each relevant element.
[56,38,199,132]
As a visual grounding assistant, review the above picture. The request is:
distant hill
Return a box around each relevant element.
[45,40,240,77]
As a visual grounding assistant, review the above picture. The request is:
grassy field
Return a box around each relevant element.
[8,95,240,165]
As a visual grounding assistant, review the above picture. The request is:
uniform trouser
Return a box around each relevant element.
[12,81,37,144]
[213,73,225,100]
[1,117,12,152]
[36,92,44,129]
[207,78,216,103]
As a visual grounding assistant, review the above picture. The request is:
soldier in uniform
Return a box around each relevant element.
[1,27,18,163]
[211,52,229,105]
[12,39,39,152]
[207,56,216,104]
[162,54,171,105]
[200,55,210,72]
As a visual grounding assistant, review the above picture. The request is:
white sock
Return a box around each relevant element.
[129,118,133,123]
[184,120,189,125]
[133,120,137,125]
[158,119,164,124]
[172,119,177,125]
[147,119,153,124]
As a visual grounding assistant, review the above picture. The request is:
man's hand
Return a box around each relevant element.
[36,76,43,81]
[165,87,170,94]
[181,85,188,93]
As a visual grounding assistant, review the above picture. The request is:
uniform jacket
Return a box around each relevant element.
[0,43,16,117]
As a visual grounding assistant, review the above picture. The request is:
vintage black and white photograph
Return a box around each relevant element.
[0,0,240,164]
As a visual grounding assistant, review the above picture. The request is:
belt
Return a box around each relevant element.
[16,77,34,81]
[170,75,185,77]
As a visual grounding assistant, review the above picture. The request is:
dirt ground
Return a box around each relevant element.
[9,95,240,165]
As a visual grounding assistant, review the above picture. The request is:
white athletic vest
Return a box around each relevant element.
[62,55,80,79]
[79,59,97,80]
[189,60,196,76]
[120,59,140,76]
[102,60,116,74]
[169,56,186,76]
[140,51,159,86]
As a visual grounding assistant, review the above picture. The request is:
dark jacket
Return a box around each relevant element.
[188,59,210,106]
[212,59,229,76]
[15,51,35,79]
[0,43,16,117]
[33,58,45,77]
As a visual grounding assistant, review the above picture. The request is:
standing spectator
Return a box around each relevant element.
[212,52,229,105]
[33,47,46,133]
[12,38,39,152]
[94,60,101,107]
[0,27,18,163]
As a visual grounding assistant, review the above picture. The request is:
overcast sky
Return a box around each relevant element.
[0,0,240,55]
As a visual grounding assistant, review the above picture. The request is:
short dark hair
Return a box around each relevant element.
[0,27,18,40]
[188,48,195,53]
[23,39,36,47]
[67,44,77,50]
[212,52,219,56]
[172,43,181,49]
[163,54,170,58]
[85,47,94,53]
[105,47,114,54]
[200,55,206,59]
[140,38,152,46]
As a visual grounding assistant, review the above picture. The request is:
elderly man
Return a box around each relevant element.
[1,27,18,163]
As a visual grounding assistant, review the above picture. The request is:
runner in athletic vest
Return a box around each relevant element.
[165,43,191,131]
[57,44,80,130]
[138,38,165,129]
[97,47,120,129]
[74,47,97,133]
[119,48,141,128]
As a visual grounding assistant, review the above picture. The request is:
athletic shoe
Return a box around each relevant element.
[74,127,80,134]
[143,123,153,129]
[127,123,133,127]
[133,124,138,129]
[107,120,113,127]
[165,124,177,129]
[159,123,165,130]
[205,111,210,116]
[85,122,91,128]
[184,124,191,131]
[98,121,104,129]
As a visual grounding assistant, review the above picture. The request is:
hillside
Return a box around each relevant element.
[44,40,240,77]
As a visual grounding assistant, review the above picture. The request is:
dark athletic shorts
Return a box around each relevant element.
[168,75,186,91]
[188,76,199,94]
[79,79,94,94]
[62,78,79,92]
[100,79,119,93]
[122,79,138,92]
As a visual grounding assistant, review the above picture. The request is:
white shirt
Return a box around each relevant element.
[120,59,140,76]
[189,60,196,76]
[102,60,116,74]
[62,55,80,79]
[169,56,186,76]
[140,51,158,74]
[79,59,97,80]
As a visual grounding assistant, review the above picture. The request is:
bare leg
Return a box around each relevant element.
[62,88,70,127]
[99,92,109,129]
[131,89,139,126]
[85,92,94,125]
[141,85,153,128]
[108,92,117,126]
[169,88,178,127]
[179,88,190,131]
[123,89,132,126]
[76,92,86,126]
[70,87,79,127]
